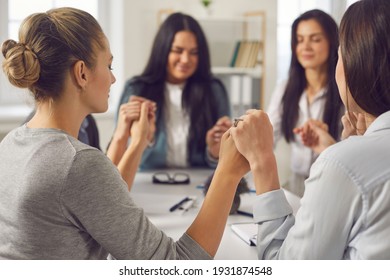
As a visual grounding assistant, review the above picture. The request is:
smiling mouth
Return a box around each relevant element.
[301,55,314,60]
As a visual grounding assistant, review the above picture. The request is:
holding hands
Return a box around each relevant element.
[293,119,335,154]
[217,129,250,179]
[206,116,232,159]
[115,95,156,143]
[228,110,280,194]
[294,111,368,154]
[107,96,156,166]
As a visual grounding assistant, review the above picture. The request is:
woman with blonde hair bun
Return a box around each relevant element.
[0,7,249,259]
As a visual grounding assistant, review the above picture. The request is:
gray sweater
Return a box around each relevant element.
[0,125,210,260]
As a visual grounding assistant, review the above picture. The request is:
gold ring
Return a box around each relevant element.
[233,118,243,127]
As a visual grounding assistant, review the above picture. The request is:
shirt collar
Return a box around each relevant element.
[303,87,327,102]
[166,82,186,90]
[365,110,390,135]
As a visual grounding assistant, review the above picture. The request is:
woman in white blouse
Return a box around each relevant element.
[267,9,344,197]
[116,12,231,170]
[230,0,390,259]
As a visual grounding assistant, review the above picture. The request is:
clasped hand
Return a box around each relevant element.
[293,111,368,154]
[116,95,156,148]
[218,110,279,194]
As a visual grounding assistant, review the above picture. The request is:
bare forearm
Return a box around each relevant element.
[106,134,128,165]
[186,167,241,257]
[117,140,145,191]
[250,153,280,195]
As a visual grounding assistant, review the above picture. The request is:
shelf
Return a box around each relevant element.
[196,16,262,23]
[212,66,262,78]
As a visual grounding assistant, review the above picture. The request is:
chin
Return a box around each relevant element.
[93,104,109,114]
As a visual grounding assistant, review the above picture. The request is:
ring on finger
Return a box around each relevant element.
[233,118,243,127]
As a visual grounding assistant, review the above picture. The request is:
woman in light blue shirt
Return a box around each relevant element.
[229,0,390,259]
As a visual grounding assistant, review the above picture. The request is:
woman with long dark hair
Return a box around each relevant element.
[229,0,390,259]
[117,12,231,170]
[267,9,344,197]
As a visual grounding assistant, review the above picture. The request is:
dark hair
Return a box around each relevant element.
[340,0,390,115]
[281,9,343,142]
[135,12,222,163]
[2,7,105,102]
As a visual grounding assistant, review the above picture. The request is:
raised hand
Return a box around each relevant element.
[130,102,152,150]
[341,111,366,140]
[206,116,232,159]
[114,95,156,141]
[229,110,280,194]
[230,110,274,166]
[217,129,250,178]
[294,119,335,154]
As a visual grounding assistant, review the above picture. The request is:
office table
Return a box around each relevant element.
[131,169,301,260]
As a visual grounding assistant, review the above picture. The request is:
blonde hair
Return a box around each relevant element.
[1,7,105,102]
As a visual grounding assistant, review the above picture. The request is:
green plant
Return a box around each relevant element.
[201,0,212,8]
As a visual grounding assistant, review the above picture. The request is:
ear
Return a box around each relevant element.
[72,60,88,89]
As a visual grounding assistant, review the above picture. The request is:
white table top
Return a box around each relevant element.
[131,168,301,260]
[131,168,258,259]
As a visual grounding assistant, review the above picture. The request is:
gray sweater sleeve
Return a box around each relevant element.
[60,149,211,260]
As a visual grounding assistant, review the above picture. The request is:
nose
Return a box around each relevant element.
[111,72,116,84]
[180,51,190,63]
[301,39,312,50]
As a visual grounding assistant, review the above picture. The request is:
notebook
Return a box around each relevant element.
[230,222,257,246]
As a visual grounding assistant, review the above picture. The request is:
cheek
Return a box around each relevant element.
[167,55,177,71]
[190,57,199,73]
[317,44,329,60]
[336,59,347,104]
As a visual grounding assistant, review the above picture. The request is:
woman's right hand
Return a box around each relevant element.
[217,130,250,180]
[294,119,335,154]
[130,102,153,150]
[230,110,275,168]
[341,111,367,140]
[114,96,156,141]
[229,110,280,194]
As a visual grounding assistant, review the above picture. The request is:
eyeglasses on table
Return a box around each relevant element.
[152,172,190,185]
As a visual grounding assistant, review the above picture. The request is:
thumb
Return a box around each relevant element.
[139,102,149,123]
[356,113,366,135]
[309,122,325,135]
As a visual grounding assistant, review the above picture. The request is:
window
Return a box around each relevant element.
[0,0,98,106]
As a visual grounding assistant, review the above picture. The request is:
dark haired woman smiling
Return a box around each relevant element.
[117,12,231,170]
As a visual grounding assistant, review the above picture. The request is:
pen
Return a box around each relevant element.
[196,185,256,193]
[169,197,191,212]
[236,210,254,218]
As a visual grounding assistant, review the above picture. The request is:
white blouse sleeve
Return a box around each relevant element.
[267,81,287,146]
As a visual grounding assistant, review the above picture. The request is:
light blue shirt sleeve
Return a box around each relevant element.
[253,155,362,259]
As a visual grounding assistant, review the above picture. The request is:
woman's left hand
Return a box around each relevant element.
[294,119,335,154]
[206,116,232,159]
[130,102,153,150]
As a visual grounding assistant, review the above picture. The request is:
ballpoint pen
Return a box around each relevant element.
[169,197,191,212]
[236,210,254,218]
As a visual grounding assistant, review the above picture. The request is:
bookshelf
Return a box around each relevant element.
[158,10,266,116]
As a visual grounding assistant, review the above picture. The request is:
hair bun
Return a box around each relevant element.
[2,39,40,88]
[2,39,18,58]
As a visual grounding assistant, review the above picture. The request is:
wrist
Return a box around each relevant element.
[129,136,148,151]
[250,152,280,194]
[112,130,129,144]
[207,147,219,160]
[214,165,242,188]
